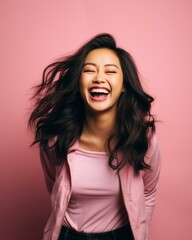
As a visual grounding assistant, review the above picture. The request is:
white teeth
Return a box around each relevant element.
[90,88,109,94]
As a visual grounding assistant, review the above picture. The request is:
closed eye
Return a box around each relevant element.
[106,71,117,74]
[83,70,95,73]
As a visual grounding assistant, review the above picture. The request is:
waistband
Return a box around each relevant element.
[60,224,134,240]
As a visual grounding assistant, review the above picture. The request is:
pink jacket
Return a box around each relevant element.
[40,133,161,240]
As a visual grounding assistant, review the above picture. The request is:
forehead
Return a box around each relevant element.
[84,48,120,65]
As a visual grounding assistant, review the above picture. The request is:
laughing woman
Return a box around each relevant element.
[28,33,161,240]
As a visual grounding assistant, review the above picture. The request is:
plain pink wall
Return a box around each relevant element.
[1,0,192,239]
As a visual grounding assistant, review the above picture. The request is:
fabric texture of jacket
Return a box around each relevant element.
[40,133,161,240]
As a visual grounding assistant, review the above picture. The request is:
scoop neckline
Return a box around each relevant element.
[78,147,108,154]
[76,140,108,155]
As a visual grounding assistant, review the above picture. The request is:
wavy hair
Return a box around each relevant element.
[28,33,155,172]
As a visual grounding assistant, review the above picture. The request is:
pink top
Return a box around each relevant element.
[40,133,162,240]
[63,147,129,233]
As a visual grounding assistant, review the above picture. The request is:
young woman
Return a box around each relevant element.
[29,33,161,240]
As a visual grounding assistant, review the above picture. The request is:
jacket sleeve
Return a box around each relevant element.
[39,147,56,194]
[143,133,162,225]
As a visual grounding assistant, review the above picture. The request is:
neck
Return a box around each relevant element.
[84,110,116,139]
[79,109,117,151]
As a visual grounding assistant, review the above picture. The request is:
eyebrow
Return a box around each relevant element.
[83,62,118,69]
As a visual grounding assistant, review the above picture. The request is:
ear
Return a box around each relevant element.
[121,86,126,93]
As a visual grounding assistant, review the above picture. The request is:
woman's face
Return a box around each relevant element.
[79,48,125,115]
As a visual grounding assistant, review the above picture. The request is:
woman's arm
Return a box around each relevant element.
[39,147,56,194]
[143,133,162,225]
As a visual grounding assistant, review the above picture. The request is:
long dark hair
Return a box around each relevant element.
[28,33,155,172]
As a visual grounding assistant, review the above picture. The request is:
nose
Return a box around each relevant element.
[93,71,106,83]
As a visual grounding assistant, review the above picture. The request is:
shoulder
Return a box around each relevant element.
[145,131,161,165]
[142,132,162,185]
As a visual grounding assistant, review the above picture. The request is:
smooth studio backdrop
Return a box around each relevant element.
[1,0,192,239]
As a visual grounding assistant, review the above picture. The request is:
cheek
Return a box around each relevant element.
[114,76,124,90]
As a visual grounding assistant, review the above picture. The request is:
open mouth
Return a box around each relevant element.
[89,88,110,98]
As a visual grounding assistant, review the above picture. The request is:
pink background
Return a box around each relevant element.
[1,0,192,239]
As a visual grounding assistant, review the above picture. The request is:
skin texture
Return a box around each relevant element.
[79,48,125,152]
